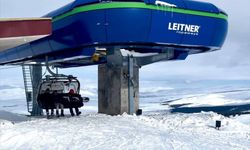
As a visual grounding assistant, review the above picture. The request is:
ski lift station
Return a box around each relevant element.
[0,0,228,116]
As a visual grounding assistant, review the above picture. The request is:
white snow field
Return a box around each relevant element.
[0,111,250,150]
[0,79,250,149]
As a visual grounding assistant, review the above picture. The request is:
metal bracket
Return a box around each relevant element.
[45,56,67,77]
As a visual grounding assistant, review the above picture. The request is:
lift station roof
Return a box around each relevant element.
[0,0,228,67]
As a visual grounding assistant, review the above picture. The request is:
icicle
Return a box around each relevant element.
[155,0,177,8]
[154,0,177,17]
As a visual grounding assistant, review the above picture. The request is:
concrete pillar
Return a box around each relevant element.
[98,64,139,115]
[31,65,43,116]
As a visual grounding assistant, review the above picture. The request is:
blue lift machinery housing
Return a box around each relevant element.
[0,0,228,67]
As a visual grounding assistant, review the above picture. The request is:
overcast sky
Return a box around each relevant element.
[0,0,249,81]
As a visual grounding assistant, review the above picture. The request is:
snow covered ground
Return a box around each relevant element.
[0,112,249,149]
[0,79,250,149]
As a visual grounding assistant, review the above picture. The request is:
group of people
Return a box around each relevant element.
[38,89,84,119]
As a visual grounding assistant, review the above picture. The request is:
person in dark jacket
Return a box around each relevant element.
[42,88,54,119]
[68,89,82,116]
[53,90,64,117]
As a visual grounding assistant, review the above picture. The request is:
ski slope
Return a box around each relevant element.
[0,111,250,150]
[0,79,250,149]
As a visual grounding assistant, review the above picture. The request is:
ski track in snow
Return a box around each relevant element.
[0,112,249,150]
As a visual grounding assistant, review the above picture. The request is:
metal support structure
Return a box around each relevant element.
[45,56,57,76]
[128,55,134,115]
[22,65,33,113]
[98,48,179,115]
[45,56,66,77]
[98,49,140,115]
[31,65,43,116]
[22,64,43,115]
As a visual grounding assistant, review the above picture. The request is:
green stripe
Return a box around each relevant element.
[53,2,228,22]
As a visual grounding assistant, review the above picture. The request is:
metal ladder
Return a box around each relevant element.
[22,65,33,113]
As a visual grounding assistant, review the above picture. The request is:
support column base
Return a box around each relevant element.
[98,64,139,115]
